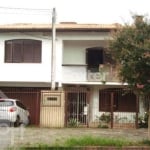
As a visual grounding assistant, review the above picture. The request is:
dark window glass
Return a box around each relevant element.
[86,47,115,72]
[16,101,27,110]
[86,47,104,72]
[5,39,42,63]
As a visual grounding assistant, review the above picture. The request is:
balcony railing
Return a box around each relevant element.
[87,64,119,82]
[62,64,120,83]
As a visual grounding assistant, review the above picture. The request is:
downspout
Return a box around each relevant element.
[51,8,56,90]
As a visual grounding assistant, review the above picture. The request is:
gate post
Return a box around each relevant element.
[135,95,139,128]
[110,92,114,129]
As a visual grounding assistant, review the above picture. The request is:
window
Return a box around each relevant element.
[86,47,113,72]
[5,39,42,63]
[86,47,103,72]
[99,89,137,112]
[0,100,14,106]
[16,101,27,110]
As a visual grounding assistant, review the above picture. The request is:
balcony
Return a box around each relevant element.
[62,64,119,83]
[87,64,119,82]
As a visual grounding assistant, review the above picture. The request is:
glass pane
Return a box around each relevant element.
[0,100,14,106]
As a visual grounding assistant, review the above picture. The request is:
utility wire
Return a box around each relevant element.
[0,6,52,11]
[0,6,52,15]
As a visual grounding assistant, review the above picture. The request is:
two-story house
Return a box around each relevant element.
[0,23,144,128]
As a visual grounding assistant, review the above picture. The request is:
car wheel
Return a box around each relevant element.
[14,116,20,127]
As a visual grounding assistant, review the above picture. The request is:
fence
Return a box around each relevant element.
[0,87,148,128]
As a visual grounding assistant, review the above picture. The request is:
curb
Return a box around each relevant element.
[22,146,150,150]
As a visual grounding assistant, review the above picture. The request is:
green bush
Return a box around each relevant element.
[138,112,148,128]
[67,118,79,127]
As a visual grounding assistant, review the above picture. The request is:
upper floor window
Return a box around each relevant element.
[5,39,42,63]
[86,47,114,72]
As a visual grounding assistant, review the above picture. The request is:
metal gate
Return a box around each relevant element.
[0,88,41,125]
[65,87,90,127]
[99,88,139,128]
[0,87,51,125]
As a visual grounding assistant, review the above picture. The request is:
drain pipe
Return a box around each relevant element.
[51,8,56,90]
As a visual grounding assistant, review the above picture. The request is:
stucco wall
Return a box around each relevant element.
[0,33,52,83]
[0,31,111,85]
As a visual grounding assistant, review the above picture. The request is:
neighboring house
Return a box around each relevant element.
[0,23,144,128]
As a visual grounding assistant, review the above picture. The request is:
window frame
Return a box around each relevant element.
[86,47,114,72]
[5,39,42,63]
[86,47,104,72]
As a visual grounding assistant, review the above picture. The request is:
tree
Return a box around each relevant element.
[110,15,150,132]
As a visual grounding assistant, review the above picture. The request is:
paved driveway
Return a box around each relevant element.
[0,126,148,149]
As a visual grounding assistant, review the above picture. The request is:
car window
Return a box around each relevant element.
[0,100,14,106]
[16,101,27,110]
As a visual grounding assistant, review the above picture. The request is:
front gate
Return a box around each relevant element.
[0,87,41,125]
[65,87,90,127]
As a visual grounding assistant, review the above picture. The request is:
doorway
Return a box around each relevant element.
[65,87,90,127]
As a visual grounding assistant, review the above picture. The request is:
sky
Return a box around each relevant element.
[0,0,150,25]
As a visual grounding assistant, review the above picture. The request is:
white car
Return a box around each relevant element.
[0,98,30,127]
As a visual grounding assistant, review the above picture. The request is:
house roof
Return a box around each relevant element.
[0,23,121,32]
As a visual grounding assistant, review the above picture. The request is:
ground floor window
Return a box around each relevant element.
[99,88,137,112]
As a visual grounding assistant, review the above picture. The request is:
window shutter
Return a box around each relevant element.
[99,91,111,111]
[5,41,13,62]
[23,40,34,62]
[33,41,41,63]
[12,41,22,63]
[118,93,136,112]
[99,89,136,112]
[5,39,42,63]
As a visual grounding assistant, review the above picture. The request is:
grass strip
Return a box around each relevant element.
[56,135,136,148]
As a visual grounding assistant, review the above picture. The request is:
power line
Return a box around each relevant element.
[0,6,52,11]
[0,6,52,15]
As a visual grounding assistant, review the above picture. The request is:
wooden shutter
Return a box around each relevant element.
[12,40,22,63]
[5,41,13,62]
[5,39,41,63]
[117,93,136,112]
[23,40,34,62]
[33,41,41,63]
[99,91,111,111]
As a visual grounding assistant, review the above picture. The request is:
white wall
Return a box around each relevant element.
[62,66,87,82]
[62,40,107,82]
[0,32,52,83]
[63,40,107,64]
[89,87,100,122]
[0,31,110,86]
[55,39,63,83]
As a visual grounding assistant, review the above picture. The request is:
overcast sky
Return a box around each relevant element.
[0,0,150,24]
